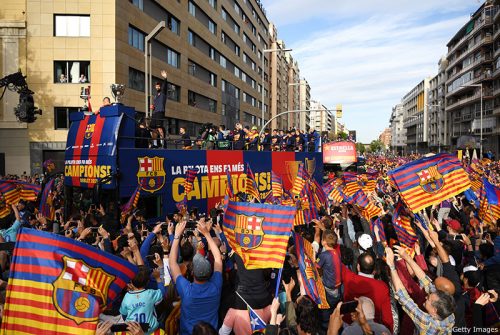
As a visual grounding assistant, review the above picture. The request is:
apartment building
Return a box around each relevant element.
[286,52,300,129]
[445,2,496,154]
[389,103,406,154]
[378,128,391,150]
[427,56,448,152]
[298,78,311,130]
[402,78,430,153]
[0,0,283,175]
[309,100,332,133]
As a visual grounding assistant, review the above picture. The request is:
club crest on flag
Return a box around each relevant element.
[52,256,115,325]
[234,214,264,249]
[137,156,166,193]
[417,165,444,194]
[84,123,95,139]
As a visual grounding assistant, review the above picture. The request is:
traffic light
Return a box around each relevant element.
[14,91,42,123]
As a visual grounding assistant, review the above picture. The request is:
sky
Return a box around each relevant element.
[261,0,482,143]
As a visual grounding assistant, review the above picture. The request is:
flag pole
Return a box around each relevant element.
[274,267,283,298]
[235,291,266,324]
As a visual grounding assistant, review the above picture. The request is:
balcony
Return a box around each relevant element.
[446,54,492,84]
[446,92,482,111]
[447,17,492,56]
[447,35,493,70]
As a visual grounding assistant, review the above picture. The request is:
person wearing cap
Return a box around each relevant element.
[169,219,222,335]
[150,70,168,148]
[342,252,394,332]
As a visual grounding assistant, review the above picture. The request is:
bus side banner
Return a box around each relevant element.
[64,112,122,189]
[118,149,323,213]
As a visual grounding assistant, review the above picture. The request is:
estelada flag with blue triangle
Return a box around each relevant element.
[249,305,266,332]
[388,153,470,212]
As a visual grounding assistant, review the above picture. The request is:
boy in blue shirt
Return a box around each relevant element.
[120,266,165,335]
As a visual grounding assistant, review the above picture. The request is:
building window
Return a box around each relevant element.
[222,103,226,115]
[220,55,227,68]
[128,25,145,51]
[208,20,216,34]
[222,9,227,20]
[210,73,217,87]
[168,16,180,35]
[234,66,240,77]
[188,30,194,45]
[54,15,90,37]
[54,107,79,129]
[129,67,145,92]
[222,80,226,92]
[209,47,215,60]
[167,49,180,68]
[208,0,217,9]
[188,1,196,16]
[129,0,143,10]
[54,61,90,83]
[235,45,240,56]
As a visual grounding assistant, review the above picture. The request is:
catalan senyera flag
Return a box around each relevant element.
[291,163,307,196]
[1,228,136,335]
[184,168,198,195]
[39,178,55,220]
[293,232,329,309]
[223,201,296,269]
[388,153,470,213]
[17,181,41,202]
[245,164,260,201]
[271,171,284,198]
[392,200,417,250]
[0,181,21,205]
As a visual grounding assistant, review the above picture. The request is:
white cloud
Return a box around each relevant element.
[260,1,481,142]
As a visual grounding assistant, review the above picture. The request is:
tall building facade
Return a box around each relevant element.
[298,78,310,130]
[286,53,300,129]
[427,56,448,152]
[402,78,430,153]
[309,100,332,133]
[0,0,303,175]
[378,128,392,149]
[389,103,406,154]
[445,2,497,154]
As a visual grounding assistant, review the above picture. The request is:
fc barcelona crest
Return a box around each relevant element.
[234,214,264,250]
[417,165,444,194]
[52,256,115,324]
[137,156,166,193]
[84,124,95,139]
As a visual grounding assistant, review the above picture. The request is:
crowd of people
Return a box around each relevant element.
[0,153,499,335]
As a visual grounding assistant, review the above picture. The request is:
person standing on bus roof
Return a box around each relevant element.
[150,70,168,148]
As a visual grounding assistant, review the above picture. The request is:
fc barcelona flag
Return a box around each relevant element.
[392,200,417,249]
[39,178,55,220]
[1,229,137,335]
[388,153,470,213]
[0,181,20,205]
[17,181,41,202]
[291,163,308,196]
[245,164,260,201]
[223,201,296,269]
[293,232,329,309]
[184,168,198,195]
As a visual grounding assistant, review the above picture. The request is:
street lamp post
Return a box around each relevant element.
[460,83,483,158]
[144,21,165,118]
[261,48,292,127]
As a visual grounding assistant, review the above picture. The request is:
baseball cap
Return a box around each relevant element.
[357,234,373,250]
[193,253,212,281]
[251,126,258,130]
[445,219,461,231]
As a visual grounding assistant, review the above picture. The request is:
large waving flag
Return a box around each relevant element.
[121,183,142,219]
[370,217,386,242]
[388,153,470,213]
[484,178,500,205]
[184,168,198,195]
[1,229,136,335]
[342,172,361,196]
[223,201,296,269]
[293,232,329,309]
[39,178,55,220]
[392,200,417,250]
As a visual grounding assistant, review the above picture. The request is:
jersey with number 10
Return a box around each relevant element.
[120,288,164,334]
